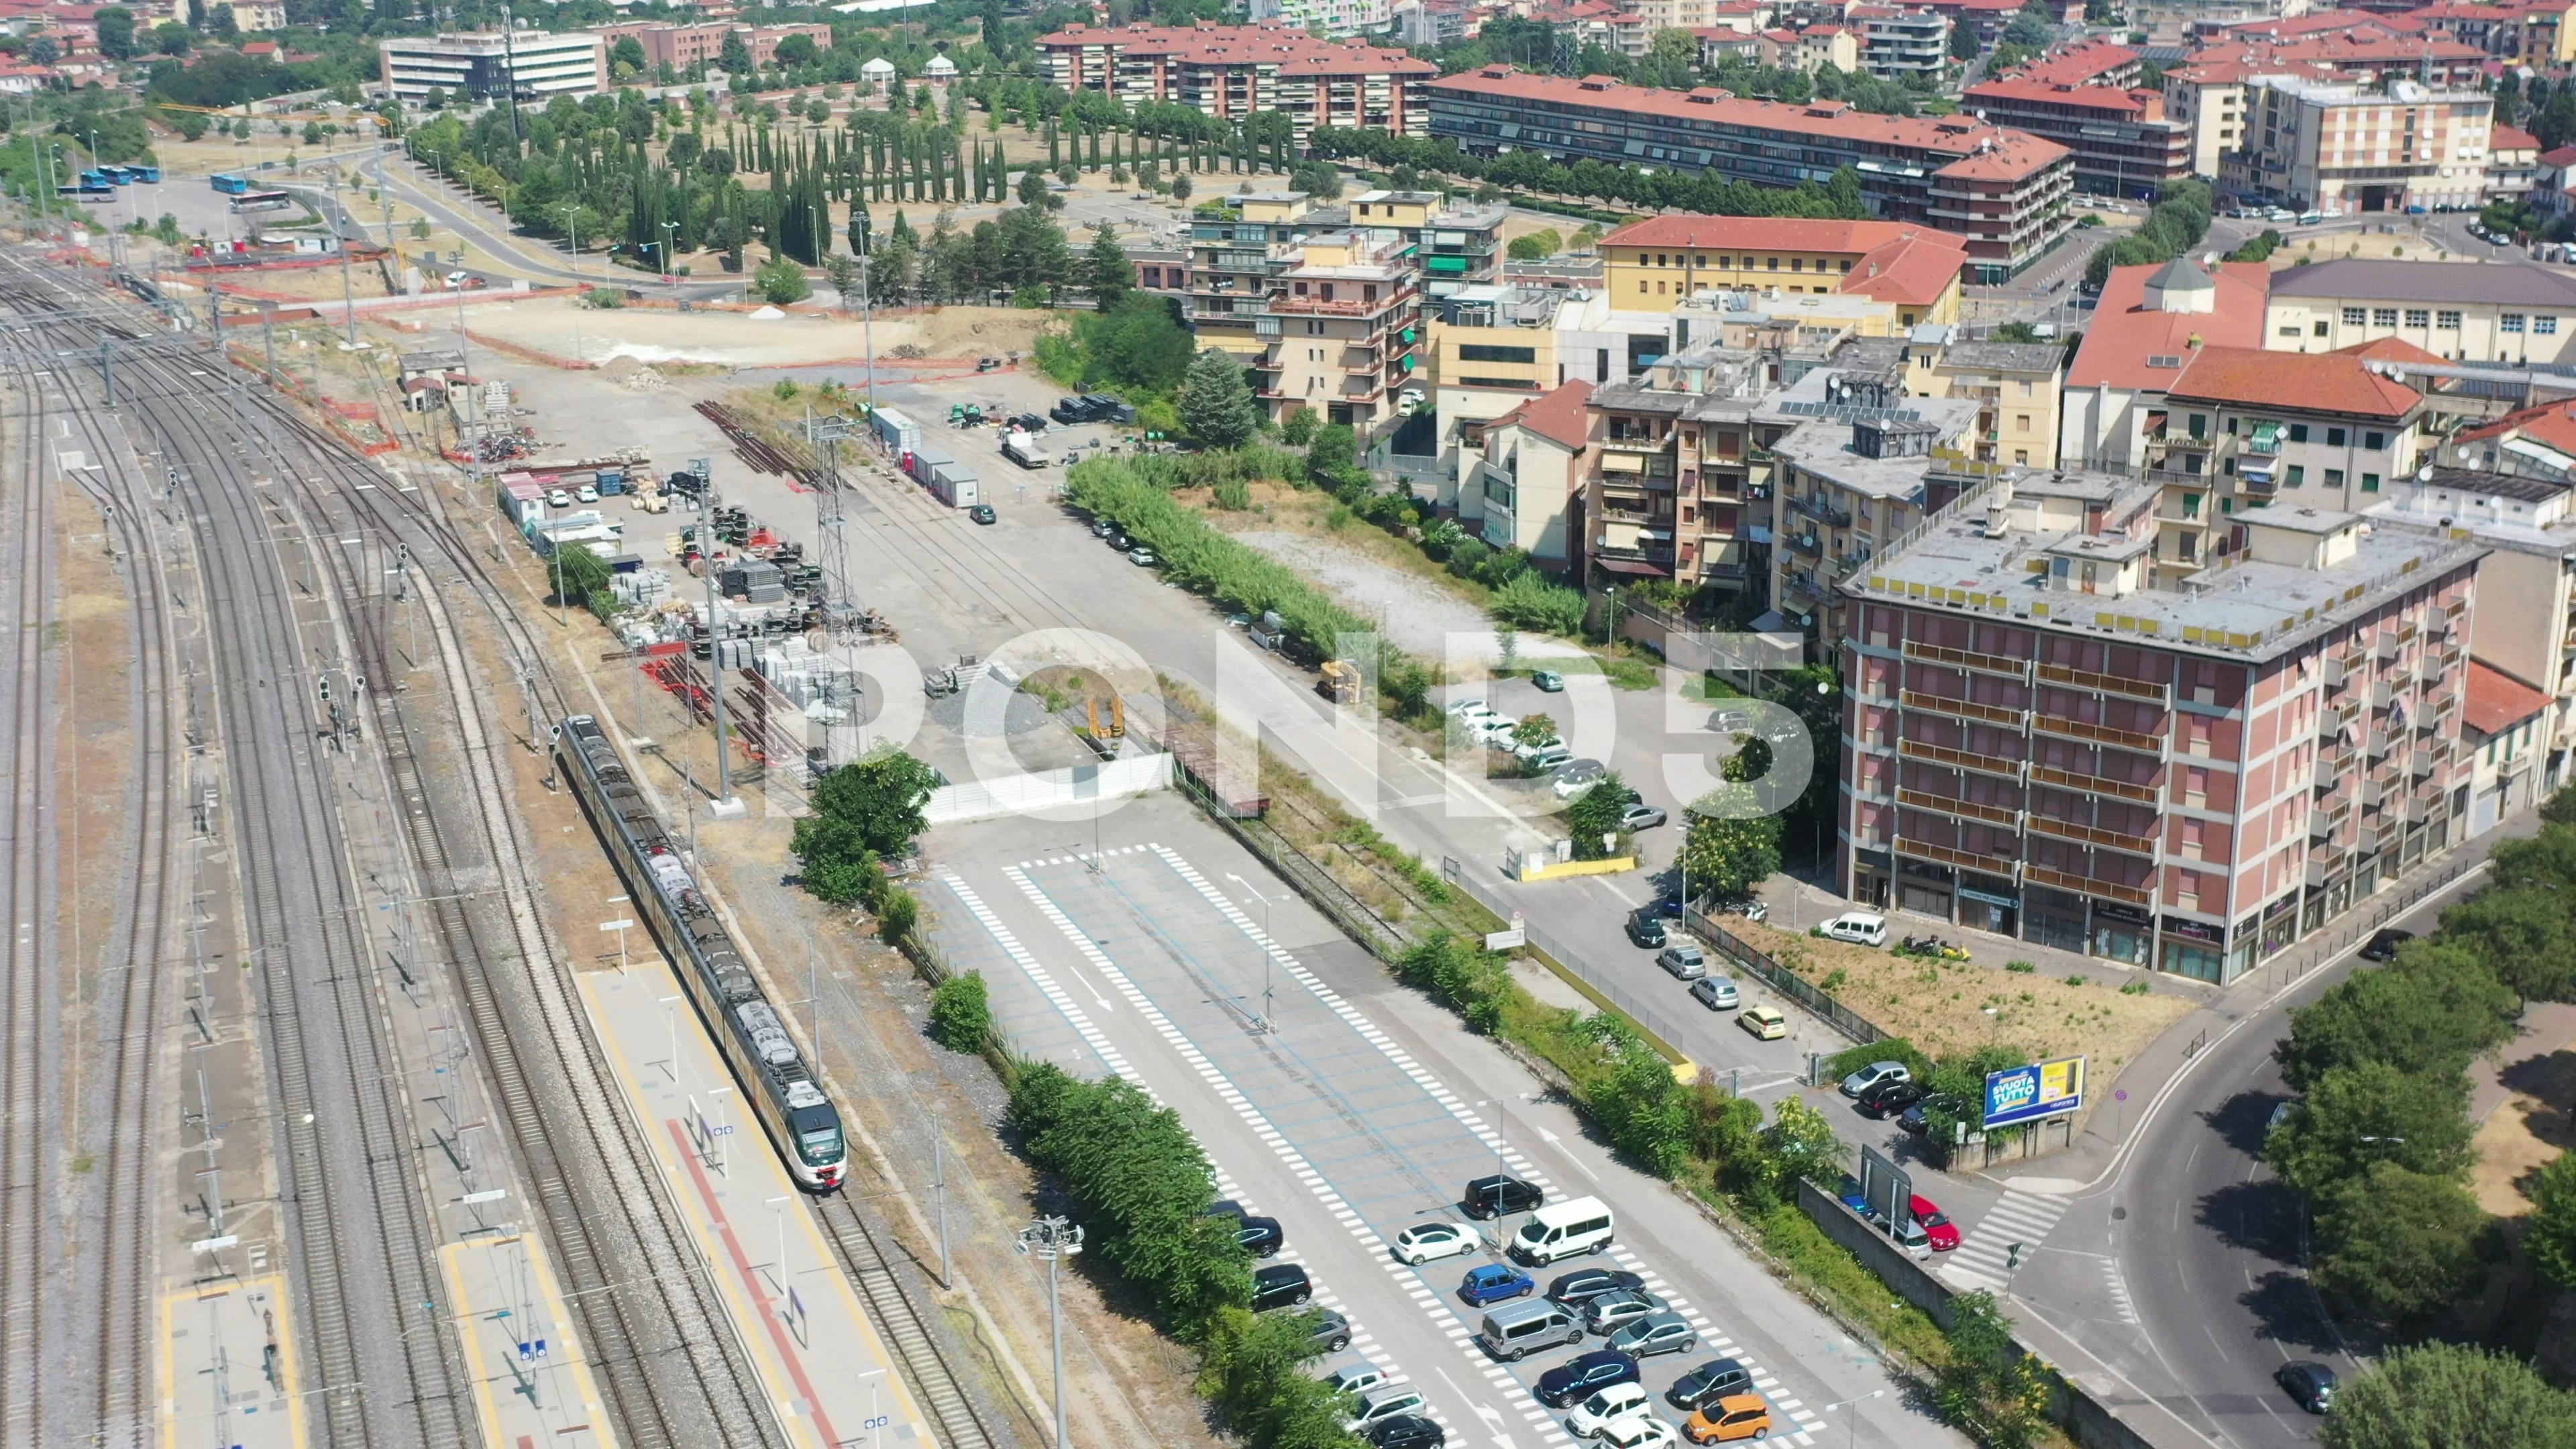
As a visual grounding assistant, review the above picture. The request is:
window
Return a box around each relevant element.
[2015,449,2029,464]
[2363,472,2381,492]
[2016,414,2031,431]
[2406,309,2430,327]
[2342,306,2367,325]
[2328,427,2347,447]
[2373,307,2399,326]
[1638,280,1649,294]
[2279,325,2304,337]
[1790,257,1805,272]
[1459,344,1537,364]
[2542,317,2562,335]
[2365,431,2385,449]
[2189,413,2207,439]
[1716,256,1731,268]
[2289,423,2310,443]
[2326,468,2345,488]
[2287,464,2306,486]
[2019,379,2035,398]
[1766,255,1780,270]
[2314,321,2330,337]
[2438,310,2463,329]
[2504,313,2528,333]
[2183,492,2202,517]
[1597,348,1610,382]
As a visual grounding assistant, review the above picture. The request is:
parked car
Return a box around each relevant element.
[1129,547,1158,567]
[1840,1061,1912,1097]
[1910,1195,1960,1252]
[1688,976,1738,1011]
[968,504,998,525]
[1519,743,1575,772]
[1656,945,1707,981]
[546,488,574,508]
[1664,1358,1752,1411]
[1459,1263,1537,1306]
[1596,1413,1680,1449]
[1626,913,1669,949]
[1682,1394,1772,1444]
[2266,1099,2302,1138]
[1737,1006,1786,1040]
[2275,1361,2337,1414]
[1532,670,1565,692]
[576,484,600,503]
[1089,519,1115,537]
[2359,928,2414,961]
[1446,696,1491,717]
[1707,709,1751,733]
[1394,1220,1481,1265]
[1837,1177,1871,1216]
[1201,1203,1285,1258]
[1345,1389,1430,1434]
[1326,1363,1392,1397]
[1553,760,1608,799]
[1855,1080,1928,1120]
[1607,1311,1696,1358]
[1464,1175,1545,1219]
[1309,1307,1353,1352]
[1819,912,1888,947]
[1252,1263,1313,1311]
[1899,1095,1968,1137]
[1618,804,1669,831]
[1546,1268,1646,1307]
[1366,1415,1445,1449]
[1582,1290,1669,1336]
[1538,1349,1640,1407]
[1562,1382,1654,1438]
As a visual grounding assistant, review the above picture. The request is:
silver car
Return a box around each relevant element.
[1688,976,1739,1011]
[1583,1289,1668,1336]
[1655,945,1706,981]
[1607,1311,1696,1359]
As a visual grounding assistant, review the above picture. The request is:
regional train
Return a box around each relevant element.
[554,715,847,1191]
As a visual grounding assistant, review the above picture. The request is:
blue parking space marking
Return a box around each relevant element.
[932,873,1116,1081]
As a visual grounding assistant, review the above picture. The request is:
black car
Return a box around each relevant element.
[1899,1095,1967,1137]
[1366,1415,1446,1449]
[1464,1175,1546,1219]
[1665,1357,1752,1411]
[2359,928,2414,962]
[1205,1201,1286,1257]
[967,504,997,525]
[2275,1360,2337,1414]
[1545,1268,1646,1307]
[1251,1263,1312,1312]
[1626,913,1668,948]
[1856,1080,1929,1120]
[1308,1307,1352,1353]
[1536,1348,1640,1408]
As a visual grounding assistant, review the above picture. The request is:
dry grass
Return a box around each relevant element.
[1725,920,2194,1073]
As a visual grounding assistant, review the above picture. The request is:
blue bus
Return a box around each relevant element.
[210,173,248,195]
[97,165,132,185]
[132,164,160,183]
[77,168,107,188]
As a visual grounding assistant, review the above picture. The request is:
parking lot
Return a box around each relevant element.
[927,796,1949,1449]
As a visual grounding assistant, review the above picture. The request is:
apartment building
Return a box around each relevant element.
[1256,230,1423,432]
[2264,258,2576,366]
[2441,398,2576,484]
[1853,7,1950,80]
[1246,0,1392,40]
[1915,339,2063,469]
[1346,189,1507,299]
[380,30,604,103]
[1578,345,1779,594]
[2412,0,2576,67]
[1964,44,2193,196]
[1037,21,1436,139]
[1424,67,2075,278]
[1765,365,1986,640]
[1187,190,1349,360]
[2142,344,2427,584]
[1470,381,1593,563]
[2061,257,2271,472]
[2369,466,2576,794]
[593,21,831,71]
[2162,58,2257,179]
[1595,215,1970,329]
[2491,123,2542,205]
[1842,477,2484,981]
[2228,76,2493,213]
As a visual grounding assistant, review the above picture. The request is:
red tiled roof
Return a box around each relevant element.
[2496,124,2542,153]
[2064,260,2269,392]
[1599,216,1959,254]
[1841,232,1971,307]
[1035,21,1437,76]
[1964,75,2157,115]
[2167,345,2422,418]
[1493,379,1593,451]
[2332,335,2447,367]
[2456,397,2576,453]
[2465,659,2552,737]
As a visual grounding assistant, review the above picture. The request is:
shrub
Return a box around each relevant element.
[1490,572,1585,635]
[927,971,994,1053]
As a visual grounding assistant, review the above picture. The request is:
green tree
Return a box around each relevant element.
[152,20,190,55]
[2441,885,2576,1004]
[788,816,879,903]
[1948,17,1979,60]
[1196,1307,1358,1448]
[2273,942,2519,1091]
[1935,1292,2051,1449]
[718,27,755,79]
[545,541,613,614]
[1564,769,1639,859]
[927,972,994,1053]
[95,5,133,58]
[774,33,818,68]
[755,254,810,305]
[2321,1342,2576,1448]
[1018,166,1051,208]
[1085,222,1135,309]
[1179,347,1260,450]
[2263,1061,2475,1197]
[2312,1161,2493,1321]
[1279,409,1317,447]
[1287,159,1342,199]
[1170,172,1191,202]
[2528,1149,2576,1289]
[1395,932,1511,1033]
[1991,321,2042,343]
[1305,422,1358,483]
[823,249,857,305]
[1679,804,1782,902]
[610,35,647,73]
[810,749,941,857]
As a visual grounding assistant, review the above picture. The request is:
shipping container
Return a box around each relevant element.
[596,469,625,494]
[905,445,953,486]
[930,462,979,507]
[870,407,921,455]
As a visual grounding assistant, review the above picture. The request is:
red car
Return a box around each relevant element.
[1911,1195,1959,1252]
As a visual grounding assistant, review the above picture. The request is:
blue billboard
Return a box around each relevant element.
[1984,1056,2086,1129]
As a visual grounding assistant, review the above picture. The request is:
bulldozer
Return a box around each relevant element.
[1318,659,1364,706]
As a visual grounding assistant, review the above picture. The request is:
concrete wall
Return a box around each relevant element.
[922,753,1174,824]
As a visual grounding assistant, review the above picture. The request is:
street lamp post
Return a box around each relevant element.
[1821,1388,1885,1449]
[1015,1216,1084,1449]
[1224,872,1276,1032]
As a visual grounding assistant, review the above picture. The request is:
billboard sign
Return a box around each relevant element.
[1984,1056,2086,1128]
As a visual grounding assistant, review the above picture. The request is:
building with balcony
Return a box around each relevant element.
[1344,190,1508,299]
[1424,66,2075,279]
[1471,380,1593,563]
[2227,76,2493,214]
[1912,338,2064,469]
[1595,215,1971,328]
[592,21,831,71]
[2264,258,2576,366]
[1841,476,2485,982]
[1578,343,1782,594]
[1036,21,1436,139]
[1426,285,1671,504]
[1187,190,1349,360]
[2367,465,2576,794]
[2061,256,2270,472]
[1854,7,1949,79]
[1964,46,2194,197]
[1258,231,1424,432]
[2440,397,2576,484]
[2463,659,2553,835]
[379,29,606,103]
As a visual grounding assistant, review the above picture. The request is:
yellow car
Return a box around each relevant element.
[1736,1006,1786,1041]
[1684,1393,1772,1443]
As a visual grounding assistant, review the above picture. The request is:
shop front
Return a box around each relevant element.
[1956,873,2019,937]
[1896,857,1955,920]
[1849,848,1892,910]
[2159,914,2228,983]
[2090,901,2153,967]
[2023,885,2088,955]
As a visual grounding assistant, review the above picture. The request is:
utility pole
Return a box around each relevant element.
[331,166,359,347]
[1014,1217,1083,1449]
[694,457,739,812]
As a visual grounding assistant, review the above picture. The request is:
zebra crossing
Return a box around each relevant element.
[1939,1188,2074,1293]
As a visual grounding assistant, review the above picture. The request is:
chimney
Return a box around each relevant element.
[1985,475,2015,536]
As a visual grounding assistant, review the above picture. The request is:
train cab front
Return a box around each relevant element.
[793,1102,847,1195]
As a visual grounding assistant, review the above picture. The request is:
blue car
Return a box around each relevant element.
[1459,1263,1536,1307]
[1537,1348,1640,1408]
[1837,1177,1870,1216]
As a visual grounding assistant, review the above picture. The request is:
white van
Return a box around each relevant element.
[1478,1299,1582,1360]
[1510,1195,1615,1265]
[1820,912,1887,947]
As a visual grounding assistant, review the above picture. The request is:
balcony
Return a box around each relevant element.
[2238,474,2279,498]
[1269,284,1417,317]
[2029,762,2161,804]
[2361,773,2394,808]
[2311,799,2351,840]
[1788,492,1854,529]
[1902,690,2029,729]
[2029,813,2158,858]
[2243,429,2284,455]
[1894,835,2020,876]
[2036,661,2170,703]
[1788,532,1822,557]
[1896,788,2021,829]
[2313,755,2344,790]
[2404,793,2432,824]
[2409,745,2439,776]
[2368,679,2398,708]
[1898,736,2028,782]
[2324,654,2353,688]
[2372,631,2404,663]
[2367,729,2397,759]
[2023,862,2155,906]
[1904,639,2031,680]
[2145,466,2213,489]
[2033,712,2163,753]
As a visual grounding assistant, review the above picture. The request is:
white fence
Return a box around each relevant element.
[922,753,1175,824]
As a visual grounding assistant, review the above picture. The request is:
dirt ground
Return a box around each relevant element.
[2268,230,2471,266]
[466,295,1051,367]
[2470,1008,2576,1218]
[48,479,135,1184]
[1723,919,2196,1073]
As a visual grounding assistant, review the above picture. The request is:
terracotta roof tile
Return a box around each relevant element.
[2063,260,2269,392]
[1492,379,1594,452]
[2465,659,2552,737]
[2167,345,2422,418]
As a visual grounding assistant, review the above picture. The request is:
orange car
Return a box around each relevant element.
[1683,1393,1772,1443]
